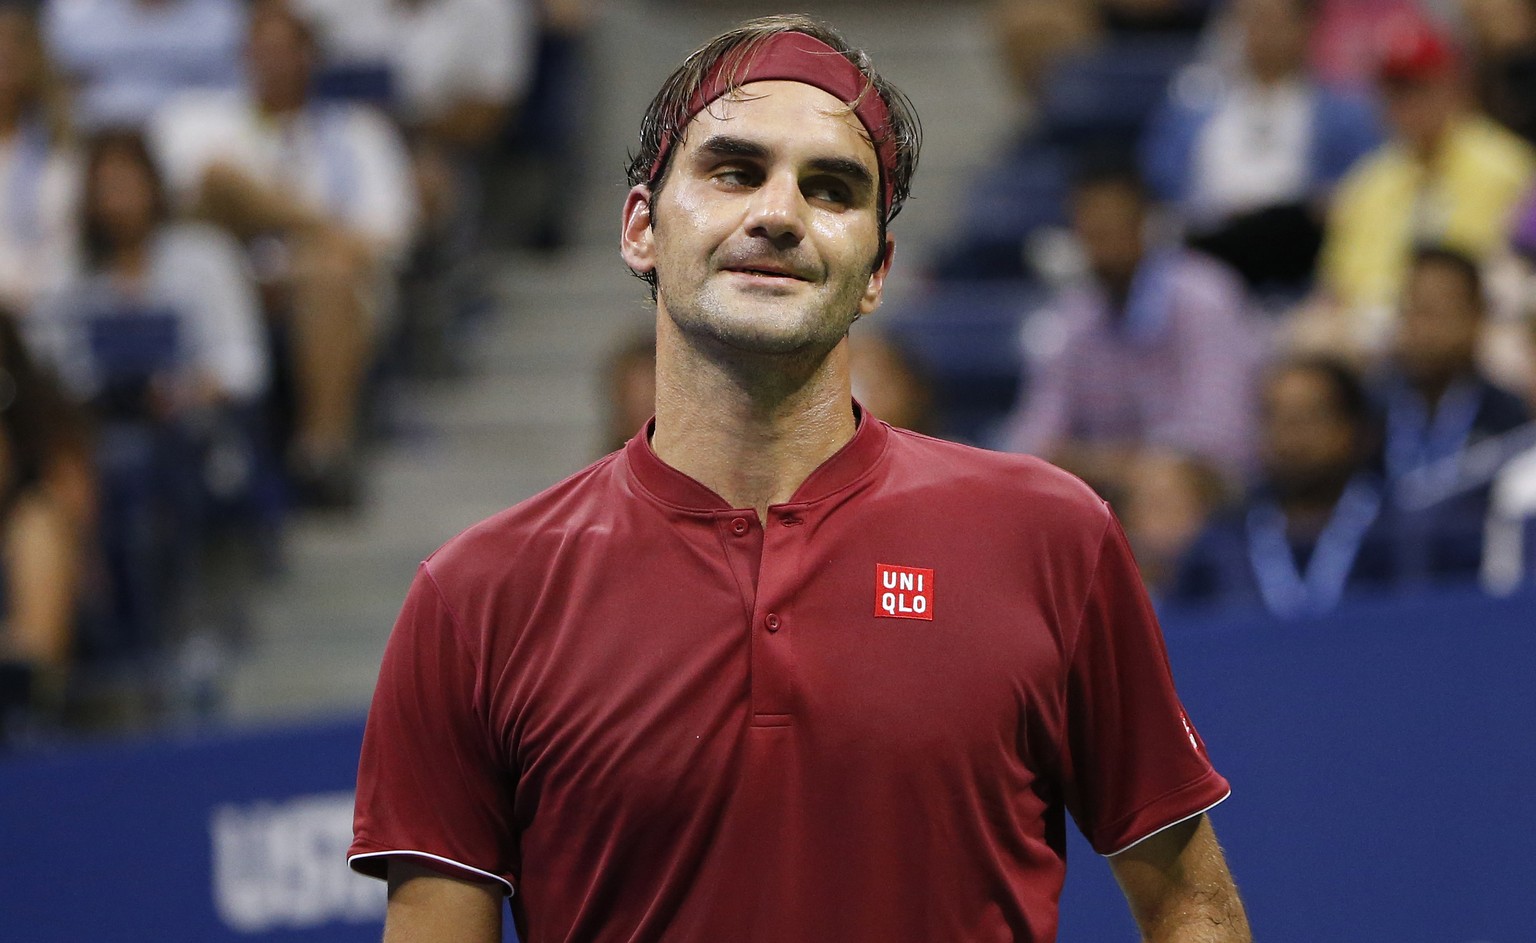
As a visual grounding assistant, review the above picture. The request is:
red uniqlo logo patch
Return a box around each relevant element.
[875,564,934,620]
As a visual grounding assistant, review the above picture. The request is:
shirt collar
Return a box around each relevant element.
[623,401,891,513]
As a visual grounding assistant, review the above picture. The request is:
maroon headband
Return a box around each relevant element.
[648,31,897,213]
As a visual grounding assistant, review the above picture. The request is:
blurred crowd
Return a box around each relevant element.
[0,0,585,741]
[9,0,1536,745]
[866,0,1536,621]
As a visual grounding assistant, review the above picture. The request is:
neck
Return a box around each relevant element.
[1249,64,1299,88]
[257,93,304,120]
[1276,475,1350,534]
[650,312,857,521]
[1409,123,1452,163]
[1411,371,1457,411]
[108,239,152,280]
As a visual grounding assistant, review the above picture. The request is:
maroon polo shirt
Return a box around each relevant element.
[350,410,1230,942]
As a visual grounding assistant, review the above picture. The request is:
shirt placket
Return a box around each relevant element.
[715,508,801,728]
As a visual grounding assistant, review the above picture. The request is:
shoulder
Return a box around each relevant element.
[1475,378,1531,431]
[152,224,253,290]
[1312,85,1378,122]
[153,90,252,157]
[881,428,1113,536]
[158,89,248,128]
[157,221,244,261]
[1460,115,1536,168]
[321,101,405,146]
[1169,249,1244,299]
[1333,142,1406,200]
[421,452,629,604]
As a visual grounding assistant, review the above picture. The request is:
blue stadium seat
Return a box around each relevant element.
[1036,37,1198,144]
[882,280,1046,441]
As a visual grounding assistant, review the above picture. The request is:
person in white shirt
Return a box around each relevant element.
[152,0,417,507]
[43,0,244,130]
[0,5,78,316]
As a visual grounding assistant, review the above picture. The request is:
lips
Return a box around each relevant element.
[724,266,809,281]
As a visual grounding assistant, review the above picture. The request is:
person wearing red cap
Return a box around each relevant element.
[348,15,1249,942]
[1315,14,1536,349]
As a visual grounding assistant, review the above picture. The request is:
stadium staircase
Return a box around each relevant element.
[224,0,1015,723]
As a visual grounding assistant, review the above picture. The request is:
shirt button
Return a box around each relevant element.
[765,613,781,632]
[731,517,749,536]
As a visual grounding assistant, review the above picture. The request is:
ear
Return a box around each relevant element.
[858,233,896,318]
[620,185,656,275]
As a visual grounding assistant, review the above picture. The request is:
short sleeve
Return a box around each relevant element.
[349,564,518,893]
[1059,513,1231,856]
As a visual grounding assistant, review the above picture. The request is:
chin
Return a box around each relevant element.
[675,292,849,357]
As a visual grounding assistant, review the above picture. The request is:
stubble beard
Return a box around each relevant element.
[657,260,867,366]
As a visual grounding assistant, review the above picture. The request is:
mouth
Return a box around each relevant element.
[721,265,811,283]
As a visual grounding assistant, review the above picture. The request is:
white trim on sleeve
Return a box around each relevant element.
[348,849,516,897]
[1101,788,1232,857]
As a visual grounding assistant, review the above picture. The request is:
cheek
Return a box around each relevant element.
[813,216,881,273]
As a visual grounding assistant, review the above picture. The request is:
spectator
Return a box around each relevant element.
[293,0,532,142]
[293,0,534,235]
[0,3,78,314]
[30,131,267,654]
[999,166,1261,502]
[1373,246,1530,579]
[992,0,1100,102]
[42,0,244,130]
[1512,184,1536,263]
[1304,0,1422,91]
[0,307,93,720]
[1170,356,1397,616]
[849,331,937,436]
[1316,16,1536,348]
[1462,0,1536,145]
[31,132,267,418]
[1142,0,1382,293]
[599,329,655,457]
[1377,246,1528,494]
[1480,300,1536,593]
[151,0,417,507]
[1120,447,1228,598]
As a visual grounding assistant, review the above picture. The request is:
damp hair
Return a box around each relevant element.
[624,15,922,293]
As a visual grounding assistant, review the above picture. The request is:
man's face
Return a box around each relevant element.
[1070,181,1145,289]
[1395,260,1481,385]
[0,11,39,104]
[1382,75,1460,155]
[621,80,892,358]
[247,12,314,111]
[1239,0,1309,82]
[1261,367,1360,492]
[92,147,158,246]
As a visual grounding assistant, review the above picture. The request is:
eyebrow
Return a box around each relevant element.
[695,134,877,198]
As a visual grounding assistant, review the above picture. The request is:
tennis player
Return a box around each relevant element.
[349,15,1250,942]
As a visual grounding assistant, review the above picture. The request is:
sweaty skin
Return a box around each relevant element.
[380,75,1250,943]
[622,81,894,522]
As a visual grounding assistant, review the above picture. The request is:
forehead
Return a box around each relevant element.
[675,80,877,170]
[1268,368,1338,410]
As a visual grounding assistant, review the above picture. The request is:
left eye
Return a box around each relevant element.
[805,183,851,205]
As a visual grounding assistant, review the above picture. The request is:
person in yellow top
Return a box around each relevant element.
[1318,17,1536,347]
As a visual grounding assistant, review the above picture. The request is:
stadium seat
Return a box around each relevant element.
[882,280,1046,441]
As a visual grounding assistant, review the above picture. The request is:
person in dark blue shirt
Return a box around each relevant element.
[1372,246,1530,580]
[1171,355,1397,616]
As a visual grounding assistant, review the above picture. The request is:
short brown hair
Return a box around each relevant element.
[625,15,921,288]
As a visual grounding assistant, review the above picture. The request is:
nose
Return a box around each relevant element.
[743,171,807,249]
